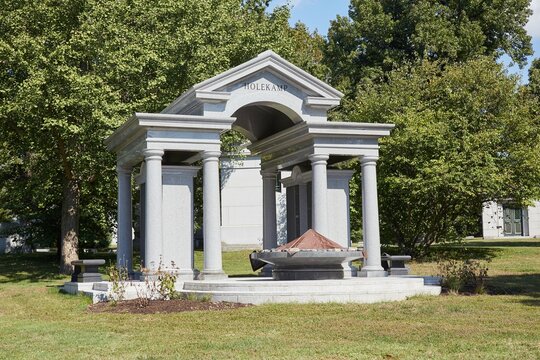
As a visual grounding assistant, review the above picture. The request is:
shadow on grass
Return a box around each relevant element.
[415,246,501,263]
[488,273,540,295]
[520,295,540,307]
[466,241,540,248]
[0,252,115,284]
[487,273,540,306]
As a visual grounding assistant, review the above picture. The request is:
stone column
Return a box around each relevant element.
[116,164,133,272]
[138,184,146,267]
[358,156,386,277]
[260,169,278,276]
[261,169,278,249]
[200,151,227,280]
[143,149,164,272]
[309,154,329,236]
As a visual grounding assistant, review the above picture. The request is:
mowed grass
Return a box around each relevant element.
[0,240,539,360]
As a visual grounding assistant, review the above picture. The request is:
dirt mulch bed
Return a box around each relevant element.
[88,299,252,314]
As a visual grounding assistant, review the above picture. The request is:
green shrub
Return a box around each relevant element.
[438,259,490,294]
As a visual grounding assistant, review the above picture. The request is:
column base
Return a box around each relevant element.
[343,263,358,278]
[358,266,387,278]
[198,270,228,281]
[138,269,198,281]
[170,269,199,281]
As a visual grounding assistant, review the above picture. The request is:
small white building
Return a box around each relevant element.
[482,201,540,238]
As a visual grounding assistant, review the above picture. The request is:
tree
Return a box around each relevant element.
[0,0,300,272]
[325,0,533,93]
[528,58,540,97]
[348,58,540,256]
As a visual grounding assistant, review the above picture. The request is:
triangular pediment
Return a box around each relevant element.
[163,50,343,115]
[195,50,342,98]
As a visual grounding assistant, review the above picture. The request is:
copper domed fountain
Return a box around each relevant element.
[249,229,363,280]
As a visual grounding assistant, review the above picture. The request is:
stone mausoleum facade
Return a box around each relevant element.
[106,51,394,280]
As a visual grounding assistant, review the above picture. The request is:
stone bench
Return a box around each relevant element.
[381,254,411,276]
[71,259,106,283]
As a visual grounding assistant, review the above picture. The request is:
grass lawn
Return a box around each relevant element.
[0,240,539,359]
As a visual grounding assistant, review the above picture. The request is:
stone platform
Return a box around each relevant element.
[64,276,441,304]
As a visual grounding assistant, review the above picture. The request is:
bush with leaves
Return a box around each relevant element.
[346,58,540,257]
[438,258,490,294]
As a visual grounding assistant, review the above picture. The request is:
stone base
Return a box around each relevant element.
[181,277,442,305]
[72,273,103,283]
[273,268,347,280]
[198,271,228,281]
[138,268,199,281]
[388,267,410,276]
[358,269,388,278]
[343,263,358,278]
[63,276,442,304]
[166,268,199,281]
[62,281,96,294]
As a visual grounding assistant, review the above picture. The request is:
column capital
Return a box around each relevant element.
[201,151,221,161]
[260,168,278,179]
[360,155,379,166]
[116,163,132,175]
[308,154,329,164]
[142,149,164,160]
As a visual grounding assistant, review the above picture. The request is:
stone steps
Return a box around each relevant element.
[179,277,440,304]
[64,276,441,304]
[183,280,425,293]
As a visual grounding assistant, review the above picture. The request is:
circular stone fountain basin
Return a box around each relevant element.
[250,229,364,280]
[250,249,363,280]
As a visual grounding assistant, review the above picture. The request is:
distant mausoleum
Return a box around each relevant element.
[482,201,540,238]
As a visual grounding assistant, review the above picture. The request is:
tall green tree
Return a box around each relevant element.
[349,58,540,256]
[528,58,540,97]
[325,0,533,93]
[0,0,299,272]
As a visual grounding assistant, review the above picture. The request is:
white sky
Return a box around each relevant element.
[526,0,540,37]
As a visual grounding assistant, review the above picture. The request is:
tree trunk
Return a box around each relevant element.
[60,177,81,274]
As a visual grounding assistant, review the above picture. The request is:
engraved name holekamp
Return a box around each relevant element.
[243,82,288,91]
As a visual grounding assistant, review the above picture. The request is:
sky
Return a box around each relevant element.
[270,0,540,83]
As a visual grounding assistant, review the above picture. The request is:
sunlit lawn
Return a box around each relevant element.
[0,239,539,359]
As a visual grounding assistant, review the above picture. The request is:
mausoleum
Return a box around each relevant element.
[56,50,443,304]
[482,200,540,238]
[106,50,394,280]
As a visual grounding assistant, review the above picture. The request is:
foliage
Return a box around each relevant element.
[348,58,540,256]
[136,258,179,307]
[0,0,305,272]
[438,258,489,294]
[106,262,129,304]
[325,0,532,93]
[527,58,540,98]
[181,292,212,302]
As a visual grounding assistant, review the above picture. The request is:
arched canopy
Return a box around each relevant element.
[232,103,298,142]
